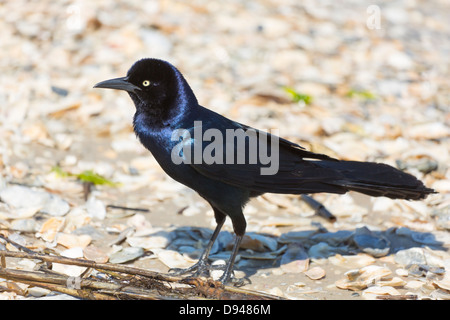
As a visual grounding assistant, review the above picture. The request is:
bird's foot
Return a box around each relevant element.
[209,262,250,287]
[169,260,248,286]
[217,272,248,287]
[169,258,211,278]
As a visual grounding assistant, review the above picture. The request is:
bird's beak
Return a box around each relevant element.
[93,77,141,93]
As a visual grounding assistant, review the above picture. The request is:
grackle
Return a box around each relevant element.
[94,58,435,284]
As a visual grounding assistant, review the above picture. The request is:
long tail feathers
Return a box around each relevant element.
[317,160,435,200]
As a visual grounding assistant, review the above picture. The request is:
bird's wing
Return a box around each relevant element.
[184,119,343,194]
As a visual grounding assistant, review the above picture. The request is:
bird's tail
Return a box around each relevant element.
[316,160,435,200]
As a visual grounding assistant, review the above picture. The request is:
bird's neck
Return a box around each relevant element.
[133,103,193,133]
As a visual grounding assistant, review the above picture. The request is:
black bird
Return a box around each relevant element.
[94,58,435,284]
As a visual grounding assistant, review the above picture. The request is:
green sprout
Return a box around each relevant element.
[283,86,313,105]
[51,166,120,187]
[346,88,377,100]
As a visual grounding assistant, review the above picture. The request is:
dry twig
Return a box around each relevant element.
[0,250,284,300]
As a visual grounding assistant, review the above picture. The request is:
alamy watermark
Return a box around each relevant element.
[170,121,280,175]
[66,3,84,32]
[66,276,81,289]
[366,5,381,30]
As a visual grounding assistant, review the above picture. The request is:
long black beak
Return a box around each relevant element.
[93,77,141,93]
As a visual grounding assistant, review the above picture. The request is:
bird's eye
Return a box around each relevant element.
[142,80,151,87]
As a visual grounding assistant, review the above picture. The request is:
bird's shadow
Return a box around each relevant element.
[166,225,447,280]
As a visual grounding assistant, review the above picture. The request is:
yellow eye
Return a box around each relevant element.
[142,80,150,87]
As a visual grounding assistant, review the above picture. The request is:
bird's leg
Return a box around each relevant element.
[169,209,225,277]
[217,234,243,284]
[217,211,246,285]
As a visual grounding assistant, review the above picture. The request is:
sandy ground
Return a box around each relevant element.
[0,0,449,300]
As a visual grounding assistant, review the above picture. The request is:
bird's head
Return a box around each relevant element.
[94,58,186,110]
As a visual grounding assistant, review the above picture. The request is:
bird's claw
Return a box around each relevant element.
[224,276,249,287]
[168,260,247,286]
[212,266,249,287]
[168,259,211,277]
